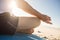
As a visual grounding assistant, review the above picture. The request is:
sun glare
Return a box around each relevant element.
[9,0,21,17]
[9,0,35,17]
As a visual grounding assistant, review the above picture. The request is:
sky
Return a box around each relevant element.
[25,0,60,28]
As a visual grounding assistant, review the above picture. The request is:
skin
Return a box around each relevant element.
[16,0,52,34]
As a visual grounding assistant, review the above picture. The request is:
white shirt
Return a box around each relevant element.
[0,0,15,13]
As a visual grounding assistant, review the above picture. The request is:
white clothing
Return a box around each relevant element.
[0,0,17,13]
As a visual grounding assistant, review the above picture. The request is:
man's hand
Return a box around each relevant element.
[40,14,52,24]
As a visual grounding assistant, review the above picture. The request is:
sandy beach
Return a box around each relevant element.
[33,26,60,40]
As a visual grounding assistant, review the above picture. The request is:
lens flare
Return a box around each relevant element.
[9,0,35,17]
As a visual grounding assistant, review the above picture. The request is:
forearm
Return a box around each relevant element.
[17,0,43,19]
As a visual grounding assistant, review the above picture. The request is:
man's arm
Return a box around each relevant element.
[16,0,52,24]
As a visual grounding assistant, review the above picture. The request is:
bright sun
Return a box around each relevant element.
[9,0,35,17]
[9,0,22,17]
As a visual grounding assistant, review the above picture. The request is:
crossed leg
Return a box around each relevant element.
[16,17,40,34]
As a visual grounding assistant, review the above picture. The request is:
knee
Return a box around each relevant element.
[32,17,41,28]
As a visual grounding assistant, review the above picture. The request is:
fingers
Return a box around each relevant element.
[41,14,52,24]
[46,21,52,24]
[44,15,51,21]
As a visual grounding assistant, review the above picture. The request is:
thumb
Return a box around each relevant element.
[46,21,52,24]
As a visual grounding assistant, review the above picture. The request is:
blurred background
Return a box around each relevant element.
[25,0,60,40]
[9,0,60,40]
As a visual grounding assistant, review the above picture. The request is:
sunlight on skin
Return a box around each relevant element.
[9,0,35,17]
[10,0,59,29]
[8,1,60,39]
[9,0,55,32]
[9,0,58,31]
